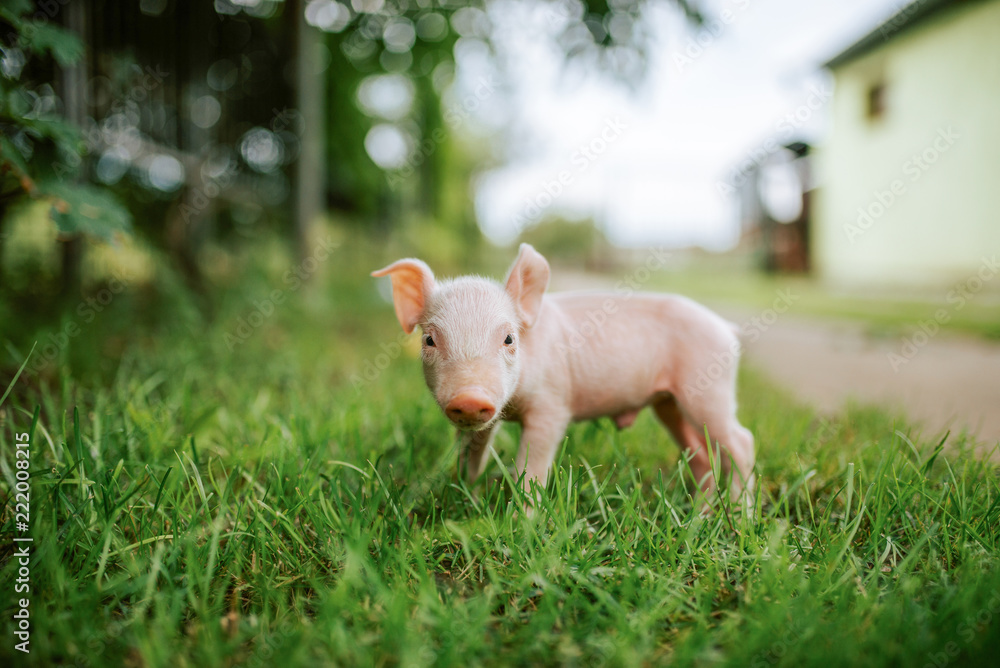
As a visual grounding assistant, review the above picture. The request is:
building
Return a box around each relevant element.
[814,0,1000,288]
[735,141,813,274]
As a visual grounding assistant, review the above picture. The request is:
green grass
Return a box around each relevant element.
[2,242,999,667]
[639,253,1000,341]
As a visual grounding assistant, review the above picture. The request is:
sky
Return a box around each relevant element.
[464,0,912,249]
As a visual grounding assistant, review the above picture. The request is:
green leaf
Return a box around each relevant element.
[5,88,33,118]
[0,1,32,25]
[3,0,33,14]
[25,22,84,67]
[0,135,30,177]
[0,342,36,410]
[19,114,83,153]
[38,181,133,240]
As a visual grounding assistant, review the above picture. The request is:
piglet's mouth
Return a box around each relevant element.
[443,388,497,428]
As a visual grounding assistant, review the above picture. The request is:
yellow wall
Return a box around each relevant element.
[814,0,1000,288]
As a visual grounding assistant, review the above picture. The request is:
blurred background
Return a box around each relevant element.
[1,0,998,441]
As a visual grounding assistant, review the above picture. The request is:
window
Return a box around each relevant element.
[866,81,887,121]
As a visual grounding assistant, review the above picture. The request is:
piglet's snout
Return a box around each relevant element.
[445,390,496,426]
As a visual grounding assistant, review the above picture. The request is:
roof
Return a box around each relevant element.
[824,0,991,68]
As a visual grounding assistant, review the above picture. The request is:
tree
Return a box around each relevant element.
[313,0,705,247]
[0,0,131,296]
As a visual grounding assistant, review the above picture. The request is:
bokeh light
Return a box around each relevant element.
[356,73,415,121]
[239,127,285,173]
[364,123,410,169]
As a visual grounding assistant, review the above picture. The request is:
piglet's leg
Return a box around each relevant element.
[516,409,571,499]
[458,422,499,485]
[654,397,712,491]
[675,384,756,504]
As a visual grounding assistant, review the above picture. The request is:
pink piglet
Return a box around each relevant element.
[372,244,755,506]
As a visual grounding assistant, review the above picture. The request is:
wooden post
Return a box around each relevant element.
[289,0,325,264]
[58,0,89,300]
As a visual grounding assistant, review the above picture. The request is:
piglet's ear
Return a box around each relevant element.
[504,243,550,328]
[371,259,435,334]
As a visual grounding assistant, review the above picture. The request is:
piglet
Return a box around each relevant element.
[372,244,755,505]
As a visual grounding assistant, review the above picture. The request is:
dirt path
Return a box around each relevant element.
[549,271,1000,446]
[722,308,1000,446]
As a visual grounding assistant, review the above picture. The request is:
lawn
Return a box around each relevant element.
[641,251,1000,341]
[2,241,999,667]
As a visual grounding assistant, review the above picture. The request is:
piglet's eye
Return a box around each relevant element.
[504,334,513,345]
[425,336,435,347]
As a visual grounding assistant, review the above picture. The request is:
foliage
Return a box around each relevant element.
[0,0,131,242]
[0,0,710,301]
[517,216,614,268]
[1,242,998,666]
[319,0,708,220]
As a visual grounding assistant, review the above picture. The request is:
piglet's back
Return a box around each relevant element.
[539,291,739,418]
